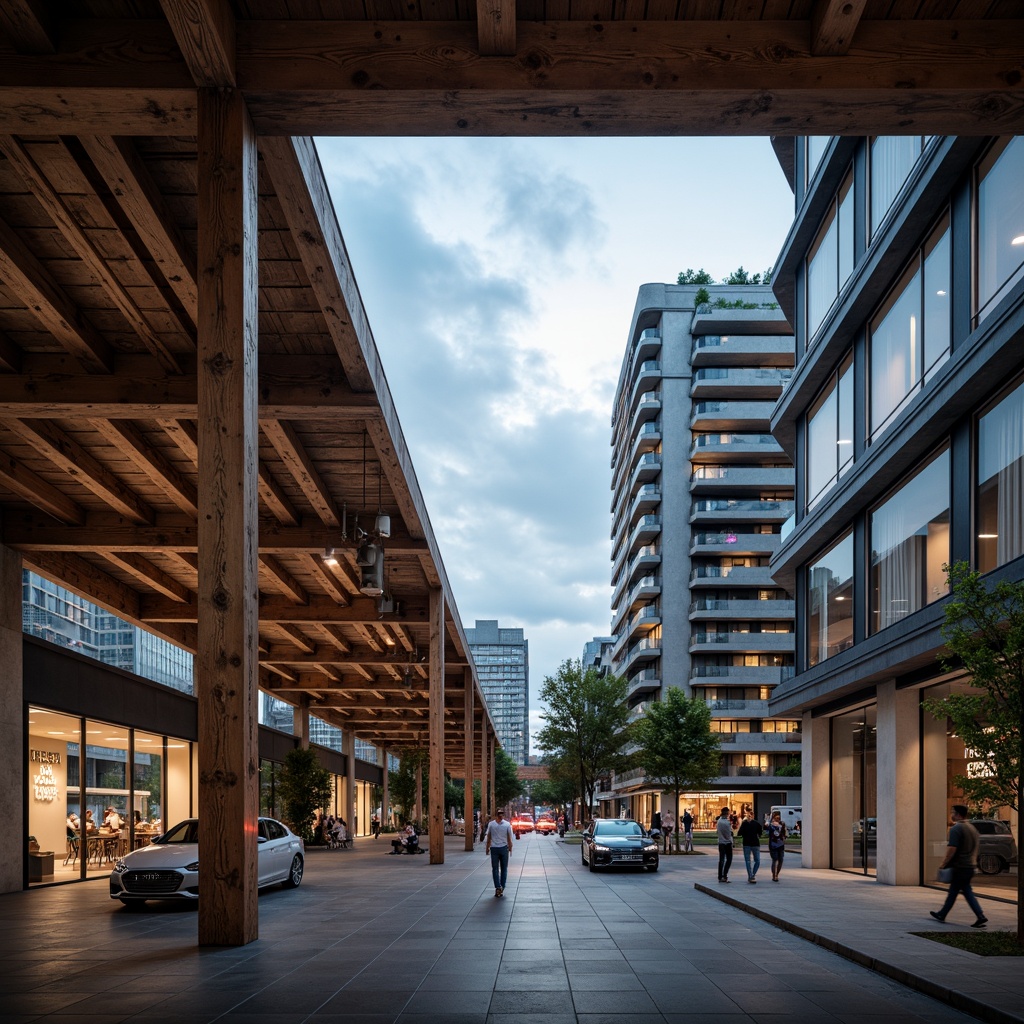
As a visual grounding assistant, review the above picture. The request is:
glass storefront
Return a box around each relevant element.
[27,705,194,887]
[831,705,877,875]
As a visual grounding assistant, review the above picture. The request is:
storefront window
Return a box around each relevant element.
[831,705,876,875]
[807,532,854,666]
[869,448,950,634]
[975,136,1024,325]
[977,376,1024,572]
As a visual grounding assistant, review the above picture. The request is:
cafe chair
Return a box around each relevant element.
[64,830,79,866]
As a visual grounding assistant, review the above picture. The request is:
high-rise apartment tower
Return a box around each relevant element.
[464,619,530,765]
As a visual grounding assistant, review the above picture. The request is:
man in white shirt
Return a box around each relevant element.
[484,807,518,897]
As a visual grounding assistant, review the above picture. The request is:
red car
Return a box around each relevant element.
[535,816,557,835]
[511,814,535,836]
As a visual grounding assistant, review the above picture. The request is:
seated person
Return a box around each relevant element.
[83,810,97,832]
[103,806,122,832]
[390,823,418,854]
[66,812,79,831]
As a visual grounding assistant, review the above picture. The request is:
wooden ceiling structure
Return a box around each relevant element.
[1,0,1023,947]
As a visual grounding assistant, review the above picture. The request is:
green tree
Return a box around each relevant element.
[388,748,427,823]
[536,659,632,817]
[677,268,714,285]
[922,561,1024,942]
[275,747,333,844]
[775,757,802,778]
[493,748,523,810]
[633,689,720,853]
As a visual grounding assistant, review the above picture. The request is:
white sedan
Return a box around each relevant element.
[109,817,304,907]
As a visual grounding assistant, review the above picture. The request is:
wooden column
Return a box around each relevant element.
[296,694,310,750]
[463,668,474,851]
[382,748,390,826]
[0,545,23,895]
[344,728,356,835]
[490,734,497,813]
[428,587,445,863]
[414,760,422,824]
[482,724,491,823]
[196,87,260,947]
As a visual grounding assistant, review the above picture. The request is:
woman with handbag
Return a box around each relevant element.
[766,810,787,882]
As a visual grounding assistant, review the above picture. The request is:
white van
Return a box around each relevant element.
[770,805,802,834]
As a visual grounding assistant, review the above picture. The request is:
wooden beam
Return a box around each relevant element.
[5,419,154,523]
[464,665,475,851]
[304,553,350,604]
[90,418,199,516]
[366,419,424,541]
[258,464,300,526]
[258,554,308,605]
[0,214,113,373]
[428,587,444,864]
[141,592,425,624]
[0,135,182,373]
[196,86,259,948]
[811,0,867,57]
[0,447,85,524]
[1,514,430,554]
[160,0,236,87]
[76,134,199,324]
[103,551,192,603]
[0,354,381,419]
[476,0,516,56]
[0,0,55,54]
[22,550,141,621]
[257,136,375,393]
[276,623,317,655]
[260,420,340,528]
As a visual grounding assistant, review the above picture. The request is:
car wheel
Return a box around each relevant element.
[581,847,587,866]
[282,854,304,888]
[977,852,1004,875]
[588,852,597,872]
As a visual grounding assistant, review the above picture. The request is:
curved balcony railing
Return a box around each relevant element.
[691,432,778,448]
[692,499,794,515]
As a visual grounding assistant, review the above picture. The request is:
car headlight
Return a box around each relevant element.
[185,860,200,871]
[643,844,658,853]
[113,859,128,873]
[593,844,610,853]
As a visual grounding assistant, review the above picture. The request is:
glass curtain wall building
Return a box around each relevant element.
[768,134,1022,898]
[608,284,800,825]
[464,619,529,765]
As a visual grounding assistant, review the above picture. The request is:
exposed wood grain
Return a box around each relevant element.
[261,419,340,527]
[0,214,114,373]
[196,86,259,948]
[258,553,308,603]
[0,88,198,135]
[90,418,199,515]
[811,0,867,55]
[464,665,474,851]
[477,0,517,55]
[104,550,193,602]
[23,550,142,620]
[429,585,445,862]
[258,463,301,524]
[5,419,155,522]
[160,0,237,87]
[0,446,86,523]
[77,135,199,322]
[143,592,424,623]
[0,0,56,54]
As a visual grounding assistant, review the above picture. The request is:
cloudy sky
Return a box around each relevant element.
[316,137,796,751]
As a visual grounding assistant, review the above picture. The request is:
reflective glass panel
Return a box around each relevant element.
[976,137,1024,324]
[807,533,853,667]
[977,376,1024,572]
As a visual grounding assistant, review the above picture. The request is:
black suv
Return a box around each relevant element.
[969,819,1018,874]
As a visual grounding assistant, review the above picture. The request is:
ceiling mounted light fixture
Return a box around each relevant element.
[322,546,339,567]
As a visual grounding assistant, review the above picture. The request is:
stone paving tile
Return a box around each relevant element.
[0,835,1013,1024]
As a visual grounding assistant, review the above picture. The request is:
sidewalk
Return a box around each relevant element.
[693,857,1023,1024]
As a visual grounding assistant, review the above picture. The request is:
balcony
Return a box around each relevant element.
[689,432,784,462]
[617,636,662,675]
[705,698,770,716]
[689,632,795,654]
[717,732,803,749]
[634,327,662,362]
[628,360,662,405]
[627,702,649,724]
[689,598,795,619]
[689,532,782,558]
[689,564,776,588]
[611,545,661,604]
[626,668,661,697]
[613,604,661,654]
[611,515,661,567]
[690,498,794,525]
[690,334,794,368]
[613,452,663,506]
[690,400,776,431]
[690,367,792,400]
[690,465,794,493]
[691,665,795,685]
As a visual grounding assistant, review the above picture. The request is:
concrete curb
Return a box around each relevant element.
[694,882,1024,1024]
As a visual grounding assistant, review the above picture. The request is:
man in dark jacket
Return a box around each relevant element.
[737,810,763,883]
[930,805,987,927]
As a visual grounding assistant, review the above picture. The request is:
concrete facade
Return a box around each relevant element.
[608,285,801,822]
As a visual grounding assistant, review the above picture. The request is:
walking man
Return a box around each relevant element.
[930,804,988,928]
[485,806,518,897]
[662,807,675,854]
[738,809,763,883]
[682,808,694,852]
[716,807,734,882]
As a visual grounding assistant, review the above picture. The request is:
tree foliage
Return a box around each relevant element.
[276,747,334,843]
[922,560,1023,943]
[493,748,523,810]
[677,267,714,285]
[388,747,427,823]
[536,659,632,816]
[633,689,720,852]
[722,265,773,285]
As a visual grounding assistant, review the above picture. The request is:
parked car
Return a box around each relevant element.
[581,819,659,872]
[109,816,304,907]
[970,819,1018,875]
[535,816,557,835]
[511,814,535,836]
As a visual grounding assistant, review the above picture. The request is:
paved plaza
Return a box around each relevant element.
[2,833,1020,1024]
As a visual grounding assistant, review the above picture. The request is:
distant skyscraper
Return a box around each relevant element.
[464,619,529,765]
